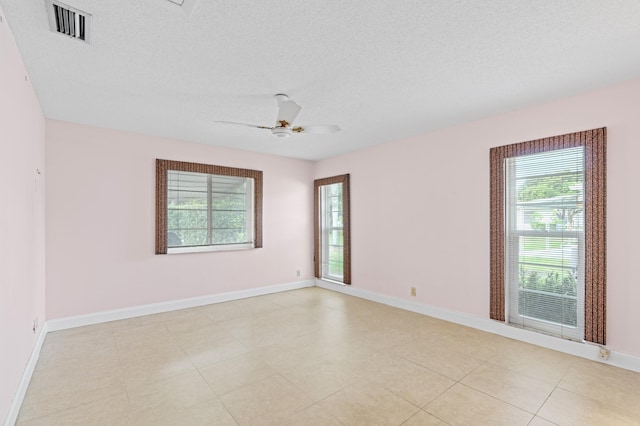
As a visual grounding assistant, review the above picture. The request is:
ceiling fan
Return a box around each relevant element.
[215,94,341,138]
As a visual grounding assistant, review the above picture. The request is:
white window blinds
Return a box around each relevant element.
[505,146,585,341]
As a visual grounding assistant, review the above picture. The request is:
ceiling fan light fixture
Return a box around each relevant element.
[271,127,292,138]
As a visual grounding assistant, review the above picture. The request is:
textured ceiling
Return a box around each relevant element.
[2,0,640,160]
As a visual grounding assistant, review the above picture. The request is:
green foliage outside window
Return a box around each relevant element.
[516,170,582,327]
[168,188,248,247]
[518,173,581,202]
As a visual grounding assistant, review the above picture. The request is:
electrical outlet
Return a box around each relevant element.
[599,347,610,360]
[411,287,416,297]
[296,270,301,277]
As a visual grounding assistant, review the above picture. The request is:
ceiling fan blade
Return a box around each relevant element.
[276,100,302,127]
[292,125,341,134]
[213,121,271,130]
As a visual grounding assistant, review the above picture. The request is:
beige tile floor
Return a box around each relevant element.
[16,288,640,425]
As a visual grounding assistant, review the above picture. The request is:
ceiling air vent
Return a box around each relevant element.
[45,0,91,43]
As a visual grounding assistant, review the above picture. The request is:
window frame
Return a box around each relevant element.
[489,128,606,344]
[314,174,351,284]
[156,159,262,254]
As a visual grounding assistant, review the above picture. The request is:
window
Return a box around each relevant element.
[156,159,262,254]
[505,147,585,340]
[490,128,606,344]
[314,174,351,284]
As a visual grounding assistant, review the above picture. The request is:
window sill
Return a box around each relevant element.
[167,243,254,254]
[316,277,346,286]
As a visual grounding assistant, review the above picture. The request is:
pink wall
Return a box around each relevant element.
[315,78,640,358]
[45,121,315,319]
[0,7,46,424]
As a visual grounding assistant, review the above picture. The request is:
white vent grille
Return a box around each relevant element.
[46,1,91,43]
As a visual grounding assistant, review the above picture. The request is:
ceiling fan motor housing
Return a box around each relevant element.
[271,127,292,138]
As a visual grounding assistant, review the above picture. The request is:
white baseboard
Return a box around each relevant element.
[48,280,315,332]
[4,322,48,426]
[316,279,640,373]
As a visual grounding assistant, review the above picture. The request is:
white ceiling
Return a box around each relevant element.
[2,0,640,161]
